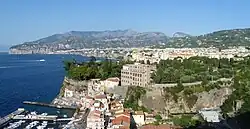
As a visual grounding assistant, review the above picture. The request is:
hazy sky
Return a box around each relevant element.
[1,0,250,50]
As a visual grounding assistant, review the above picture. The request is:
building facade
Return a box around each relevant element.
[121,63,155,87]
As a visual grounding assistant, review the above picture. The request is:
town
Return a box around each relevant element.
[50,47,250,129]
[49,46,250,63]
[2,46,250,129]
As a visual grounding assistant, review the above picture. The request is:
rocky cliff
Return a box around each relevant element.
[125,79,233,115]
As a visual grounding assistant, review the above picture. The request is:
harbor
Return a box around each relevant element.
[0,108,25,126]
[0,104,75,129]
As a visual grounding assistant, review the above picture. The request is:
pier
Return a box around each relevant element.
[13,115,73,121]
[23,101,76,110]
[0,108,25,127]
[13,115,57,121]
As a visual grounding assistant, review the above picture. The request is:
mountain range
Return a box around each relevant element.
[9,28,250,54]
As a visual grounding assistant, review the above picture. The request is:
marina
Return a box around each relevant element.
[0,108,25,127]
[0,108,74,129]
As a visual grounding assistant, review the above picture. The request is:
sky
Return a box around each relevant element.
[1,0,250,50]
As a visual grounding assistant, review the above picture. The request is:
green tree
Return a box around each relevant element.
[155,114,162,121]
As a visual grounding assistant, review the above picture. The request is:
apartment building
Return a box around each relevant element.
[121,63,155,87]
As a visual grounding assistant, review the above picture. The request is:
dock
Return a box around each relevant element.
[13,115,72,121]
[23,101,76,110]
[13,115,57,121]
[0,108,25,127]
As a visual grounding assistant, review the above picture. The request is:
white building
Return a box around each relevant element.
[86,110,105,129]
[95,94,108,111]
[64,87,74,97]
[132,111,145,126]
[101,77,120,90]
[199,108,221,122]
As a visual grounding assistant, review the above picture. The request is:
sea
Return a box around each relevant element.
[0,53,90,117]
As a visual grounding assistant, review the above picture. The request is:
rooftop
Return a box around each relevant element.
[140,124,182,129]
[134,111,144,115]
[112,115,130,126]
[95,94,107,99]
[107,77,120,82]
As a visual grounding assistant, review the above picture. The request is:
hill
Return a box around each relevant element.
[166,28,250,48]
[9,28,250,54]
[9,29,167,54]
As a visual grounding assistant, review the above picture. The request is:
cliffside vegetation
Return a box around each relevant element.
[152,56,234,84]
[171,115,201,127]
[124,86,149,112]
[153,56,250,115]
[63,57,133,80]
[220,58,250,115]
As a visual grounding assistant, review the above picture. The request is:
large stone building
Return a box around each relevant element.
[121,63,155,87]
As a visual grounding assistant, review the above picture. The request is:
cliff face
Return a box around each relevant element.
[136,87,232,114]
[59,77,88,97]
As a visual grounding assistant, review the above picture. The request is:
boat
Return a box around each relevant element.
[30,111,37,115]
[25,121,39,129]
[40,113,48,116]
[39,59,45,62]
[6,120,25,129]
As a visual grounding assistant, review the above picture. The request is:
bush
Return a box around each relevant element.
[172,115,197,127]
[155,114,162,121]
[180,75,196,83]
[184,88,193,96]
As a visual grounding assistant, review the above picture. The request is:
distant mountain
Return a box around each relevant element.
[9,29,167,54]
[165,28,250,48]
[9,28,250,54]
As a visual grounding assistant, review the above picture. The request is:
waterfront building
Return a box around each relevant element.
[64,87,74,97]
[121,63,155,87]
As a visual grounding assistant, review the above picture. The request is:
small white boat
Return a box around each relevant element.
[40,113,48,116]
[39,59,45,62]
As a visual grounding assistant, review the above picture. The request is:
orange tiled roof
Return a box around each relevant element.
[85,96,93,99]
[140,124,182,129]
[115,112,130,118]
[112,115,130,125]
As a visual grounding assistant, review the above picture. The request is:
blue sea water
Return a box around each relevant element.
[0,53,90,117]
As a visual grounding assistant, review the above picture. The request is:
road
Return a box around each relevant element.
[63,108,90,129]
[73,108,90,129]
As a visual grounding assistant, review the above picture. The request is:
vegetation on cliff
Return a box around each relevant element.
[171,115,201,127]
[220,58,250,115]
[152,56,234,84]
[63,57,133,80]
[154,56,250,114]
[124,86,149,112]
